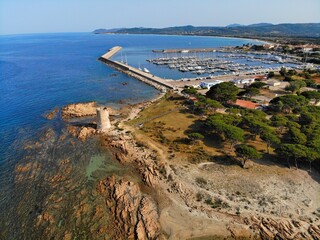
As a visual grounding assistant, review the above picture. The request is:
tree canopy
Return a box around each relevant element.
[206,114,244,150]
[300,90,320,102]
[249,81,267,89]
[285,80,306,93]
[260,129,280,153]
[275,144,308,168]
[182,86,198,95]
[206,82,239,104]
[269,95,309,113]
[188,132,204,141]
[235,145,261,168]
[288,127,307,145]
[241,88,260,98]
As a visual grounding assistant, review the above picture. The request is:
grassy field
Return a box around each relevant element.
[127,94,272,165]
[127,95,225,163]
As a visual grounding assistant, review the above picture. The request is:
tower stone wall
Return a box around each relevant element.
[97,107,111,132]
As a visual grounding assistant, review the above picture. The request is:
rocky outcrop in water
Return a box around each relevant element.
[97,175,161,240]
[62,102,118,119]
[44,108,59,120]
[67,126,96,141]
[62,102,97,119]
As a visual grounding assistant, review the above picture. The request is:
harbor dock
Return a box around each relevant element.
[99,47,174,90]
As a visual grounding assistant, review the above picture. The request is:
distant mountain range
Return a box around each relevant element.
[226,23,273,28]
[93,23,320,39]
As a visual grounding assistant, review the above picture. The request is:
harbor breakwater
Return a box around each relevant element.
[98,46,174,91]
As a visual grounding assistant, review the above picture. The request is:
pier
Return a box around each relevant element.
[99,47,174,90]
[101,46,123,59]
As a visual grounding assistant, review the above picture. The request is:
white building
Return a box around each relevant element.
[200,80,223,89]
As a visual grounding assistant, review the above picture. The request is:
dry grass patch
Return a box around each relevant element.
[127,96,222,163]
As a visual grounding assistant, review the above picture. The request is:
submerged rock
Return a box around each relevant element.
[44,108,59,120]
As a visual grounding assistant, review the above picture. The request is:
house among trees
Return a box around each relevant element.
[254,75,267,81]
[266,79,282,87]
[230,99,261,109]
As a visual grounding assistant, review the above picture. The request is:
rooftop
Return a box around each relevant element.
[232,99,260,109]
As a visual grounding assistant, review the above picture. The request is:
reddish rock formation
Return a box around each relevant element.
[136,197,160,240]
[67,126,96,141]
[97,176,161,240]
[104,134,160,187]
[242,215,320,240]
[78,127,96,141]
[62,102,97,119]
[140,165,159,187]
[44,107,59,120]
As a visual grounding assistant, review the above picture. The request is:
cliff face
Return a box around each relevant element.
[97,176,161,240]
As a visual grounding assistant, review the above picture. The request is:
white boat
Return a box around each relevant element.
[143,68,150,73]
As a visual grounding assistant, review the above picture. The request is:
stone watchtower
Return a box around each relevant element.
[96,107,111,132]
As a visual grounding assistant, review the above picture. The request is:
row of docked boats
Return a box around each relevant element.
[147,56,268,75]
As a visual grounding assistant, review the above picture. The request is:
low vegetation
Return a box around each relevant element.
[129,67,320,173]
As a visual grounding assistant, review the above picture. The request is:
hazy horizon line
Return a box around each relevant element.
[1,21,319,36]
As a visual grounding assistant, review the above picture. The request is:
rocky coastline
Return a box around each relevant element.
[94,96,320,240]
[8,99,319,239]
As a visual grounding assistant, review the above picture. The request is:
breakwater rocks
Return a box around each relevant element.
[97,176,161,240]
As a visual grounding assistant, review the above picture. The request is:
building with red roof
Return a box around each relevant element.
[231,99,260,109]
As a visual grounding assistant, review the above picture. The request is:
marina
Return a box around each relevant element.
[99,46,318,92]
[147,47,310,77]
[152,48,217,53]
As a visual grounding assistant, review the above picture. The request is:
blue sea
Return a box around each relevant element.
[0,33,262,238]
[0,33,262,164]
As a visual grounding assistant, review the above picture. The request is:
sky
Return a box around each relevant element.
[0,0,319,35]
